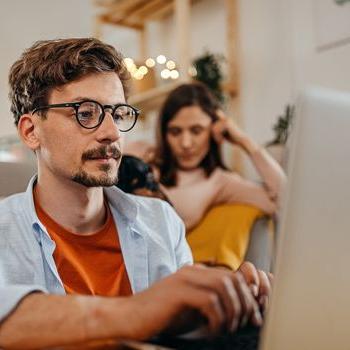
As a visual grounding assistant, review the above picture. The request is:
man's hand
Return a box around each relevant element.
[121,264,263,340]
[238,261,273,313]
[0,264,267,349]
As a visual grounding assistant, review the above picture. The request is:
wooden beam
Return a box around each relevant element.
[139,26,148,60]
[99,14,144,31]
[146,1,174,21]
[175,0,191,82]
[127,0,168,21]
[100,0,146,25]
[226,0,239,94]
[225,0,243,174]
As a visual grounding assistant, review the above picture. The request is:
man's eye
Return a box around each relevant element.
[78,111,94,120]
[113,112,123,121]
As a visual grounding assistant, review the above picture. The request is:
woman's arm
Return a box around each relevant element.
[212,111,287,213]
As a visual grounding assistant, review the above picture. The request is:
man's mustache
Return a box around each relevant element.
[82,146,122,161]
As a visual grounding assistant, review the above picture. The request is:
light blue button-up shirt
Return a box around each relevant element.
[0,176,192,322]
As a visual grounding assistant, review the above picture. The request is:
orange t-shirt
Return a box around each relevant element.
[34,194,132,297]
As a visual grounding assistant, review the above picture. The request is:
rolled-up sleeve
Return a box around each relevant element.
[0,257,47,322]
[0,285,47,322]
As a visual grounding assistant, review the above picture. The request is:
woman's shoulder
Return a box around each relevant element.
[212,167,241,182]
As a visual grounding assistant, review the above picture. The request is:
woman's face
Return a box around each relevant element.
[166,105,212,170]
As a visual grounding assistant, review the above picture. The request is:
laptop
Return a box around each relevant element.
[260,87,350,350]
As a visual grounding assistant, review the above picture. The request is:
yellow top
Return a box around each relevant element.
[186,204,264,270]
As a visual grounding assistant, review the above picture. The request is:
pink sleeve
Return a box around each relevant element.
[213,148,286,215]
[250,148,287,201]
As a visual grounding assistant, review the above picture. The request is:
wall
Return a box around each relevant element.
[0,0,349,158]
[239,0,350,177]
[239,0,350,147]
[289,0,350,93]
[238,0,293,145]
[0,0,95,138]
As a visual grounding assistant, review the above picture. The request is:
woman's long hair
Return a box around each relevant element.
[155,82,227,187]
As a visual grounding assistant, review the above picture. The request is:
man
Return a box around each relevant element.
[0,38,269,349]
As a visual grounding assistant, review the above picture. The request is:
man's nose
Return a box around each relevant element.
[95,112,121,143]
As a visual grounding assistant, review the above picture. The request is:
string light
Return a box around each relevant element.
[145,58,155,67]
[124,55,181,80]
[138,66,148,75]
[170,70,179,79]
[166,60,176,70]
[160,69,171,79]
[156,55,166,64]
[133,71,144,80]
[124,57,134,69]
[129,64,137,74]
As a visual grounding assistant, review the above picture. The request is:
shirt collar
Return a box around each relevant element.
[23,175,141,238]
[103,185,139,223]
[24,175,47,240]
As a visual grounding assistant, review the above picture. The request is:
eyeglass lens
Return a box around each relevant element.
[77,101,136,131]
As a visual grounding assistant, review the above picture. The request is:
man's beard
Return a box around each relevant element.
[71,145,121,188]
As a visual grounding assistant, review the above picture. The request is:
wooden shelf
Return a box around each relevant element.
[128,80,238,115]
[129,82,180,114]
[95,0,178,29]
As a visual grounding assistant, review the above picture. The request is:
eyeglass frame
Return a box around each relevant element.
[31,99,140,131]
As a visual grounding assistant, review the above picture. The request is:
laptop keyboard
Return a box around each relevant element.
[153,325,260,350]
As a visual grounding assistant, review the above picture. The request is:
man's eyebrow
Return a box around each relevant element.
[68,96,94,102]
[67,97,126,104]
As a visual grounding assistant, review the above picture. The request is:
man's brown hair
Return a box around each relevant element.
[9,37,130,126]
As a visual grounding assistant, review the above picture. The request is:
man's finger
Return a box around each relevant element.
[257,270,271,311]
[237,262,259,297]
[232,272,262,327]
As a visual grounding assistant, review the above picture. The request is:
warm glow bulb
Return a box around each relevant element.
[160,69,171,79]
[133,71,144,80]
[166,60,176,70]
[157,55,166,64]
[129,64,137,73]
[124,57,134,69]
[170,70,179,79]
[139,66,148,75]
[145,58,155,67]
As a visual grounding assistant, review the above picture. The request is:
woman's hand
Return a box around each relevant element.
[211,110,247,146]
[212,110,260,156]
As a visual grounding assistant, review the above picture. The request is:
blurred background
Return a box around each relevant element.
[0,0,349,176]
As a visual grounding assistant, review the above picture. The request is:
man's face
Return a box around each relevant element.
[34,72,125,187]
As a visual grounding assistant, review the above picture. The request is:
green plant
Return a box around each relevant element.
[192,52,225,103]
[267,105,295,146]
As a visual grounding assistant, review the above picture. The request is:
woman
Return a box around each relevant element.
[154,82,286,231]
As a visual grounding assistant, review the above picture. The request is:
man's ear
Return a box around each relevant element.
[17,114,40,151]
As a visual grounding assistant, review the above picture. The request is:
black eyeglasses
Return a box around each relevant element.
[31,100,140,131]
